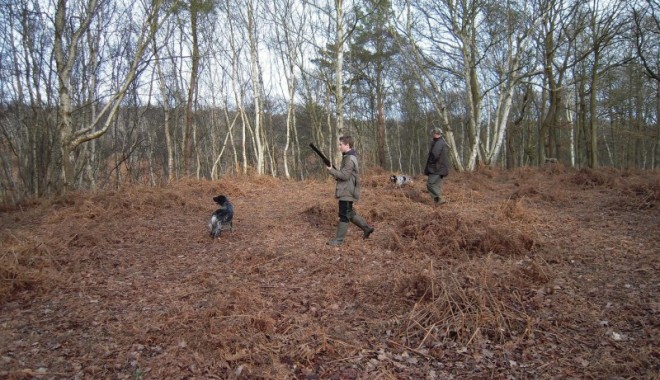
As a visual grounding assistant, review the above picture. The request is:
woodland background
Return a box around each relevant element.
[1,0,659,204]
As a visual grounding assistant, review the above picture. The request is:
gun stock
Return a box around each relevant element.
[309,143,334,168]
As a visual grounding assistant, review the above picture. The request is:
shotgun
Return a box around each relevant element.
[309,143,335,169]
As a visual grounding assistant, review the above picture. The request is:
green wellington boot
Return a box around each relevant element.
[328,222,349,246]
[350,215,374,239]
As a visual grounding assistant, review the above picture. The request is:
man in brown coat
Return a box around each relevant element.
[326,135,374,246]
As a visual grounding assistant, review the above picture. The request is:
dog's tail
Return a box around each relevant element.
[210,215,222,239]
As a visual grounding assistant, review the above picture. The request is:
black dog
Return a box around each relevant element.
[390,175,413,187]
[209,195,234,239]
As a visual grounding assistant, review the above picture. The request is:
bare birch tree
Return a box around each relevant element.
[244,0,268,174]
[271,0,309,179]
[305,0,360,163]
[395,0,507,170]
[481,2,549,166]
[0,0,57,198]
[583,0,627,168]
[152,35,176,182]
[53,0,169,191]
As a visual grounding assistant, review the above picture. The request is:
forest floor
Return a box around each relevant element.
[0,165,658,379]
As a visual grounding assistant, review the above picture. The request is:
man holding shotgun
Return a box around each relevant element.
[312,136,374,246]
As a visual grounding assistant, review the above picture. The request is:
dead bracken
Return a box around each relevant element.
[1,167,658,379]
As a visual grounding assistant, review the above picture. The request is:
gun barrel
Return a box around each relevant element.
[309,143,333,168]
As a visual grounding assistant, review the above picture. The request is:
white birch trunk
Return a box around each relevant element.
[566,96,576,168]
[153,42,175,182]
[486,90,512,166]
[335,0,345,136]
[211,112,239,179]
[245,0,265,174]
[465,64,481,171]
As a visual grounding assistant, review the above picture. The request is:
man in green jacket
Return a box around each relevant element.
[326,135,374,246]
[424,127,449,205]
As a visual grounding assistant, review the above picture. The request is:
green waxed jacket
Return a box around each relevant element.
[424,137,449,177]
[329,150,360,202]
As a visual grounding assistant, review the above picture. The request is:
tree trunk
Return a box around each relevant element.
[655,78,660,169]
[246,0,266,174]
[183,9,200,177]
[376,69,386,168]
[153,42,175,182]
[465,60,482,170]
[334,0,346,142]
[53,0,164,191]
[589,49,600,169]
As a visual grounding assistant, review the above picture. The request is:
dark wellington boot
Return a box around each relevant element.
[350,215,374,239]
[327,222,349,246]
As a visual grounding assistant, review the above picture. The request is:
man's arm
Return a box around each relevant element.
[329,156,355,181]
